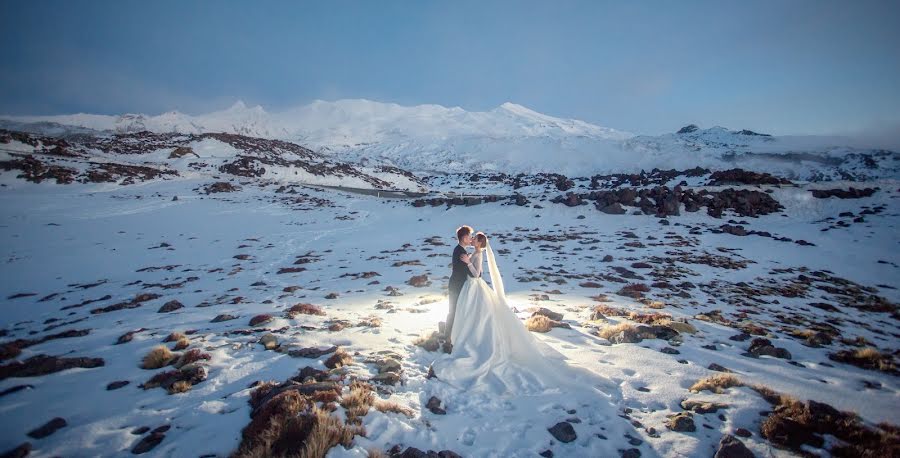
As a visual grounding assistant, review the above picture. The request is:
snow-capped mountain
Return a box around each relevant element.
[3,100,898,180]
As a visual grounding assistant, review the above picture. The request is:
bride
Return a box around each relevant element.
[433,232,609,395]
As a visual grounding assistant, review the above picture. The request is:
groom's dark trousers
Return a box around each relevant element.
[446,244,473,342]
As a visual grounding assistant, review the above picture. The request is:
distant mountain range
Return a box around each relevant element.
[2,100,897,180]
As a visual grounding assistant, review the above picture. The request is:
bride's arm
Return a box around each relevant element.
[466,250,483,277]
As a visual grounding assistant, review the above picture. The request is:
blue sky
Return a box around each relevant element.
[1,1,898,136]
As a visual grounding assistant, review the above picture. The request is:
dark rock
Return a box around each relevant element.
[157,300,183,313]
[131,432,165,454]
[747,338,791,359]
[666,412,696,432]
[107,380,130,390]
[529,307,564,321]
[426,396,446,415]
[211,314,237,323]
[714,434,754,458]
[708,363,732,373]
[598,202,627,214]
[547,421,577,443]
[26,417,67,439]
[0,442,31,458]
[288,346,337,359]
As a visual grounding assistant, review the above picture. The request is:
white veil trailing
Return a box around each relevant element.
[484,240,508,309]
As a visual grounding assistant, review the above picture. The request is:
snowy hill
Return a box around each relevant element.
[3,100,899,180]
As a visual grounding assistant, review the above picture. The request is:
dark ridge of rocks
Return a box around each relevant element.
[551,186,783,218]
[677,124,699,134]
[90,293,161,314]
[411,195,505,208]
[0,156,76,184]
[588,167,710,189]
[388,447,462,458]
[0,355,104,381]
[0,329,91,360]
[81,162,177,184]
[168,146,198,159]
[708,169,792,186]
[810,187,878,199]
[200,181,240,194]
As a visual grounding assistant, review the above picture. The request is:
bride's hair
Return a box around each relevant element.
[474,232,487,249]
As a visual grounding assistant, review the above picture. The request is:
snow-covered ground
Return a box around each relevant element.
[0,164,897,456]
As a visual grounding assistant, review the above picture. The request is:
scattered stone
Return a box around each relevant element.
[259,334,278,350]
[746,338,792,360]
[426,396,446,415]
[248,314,273,326]
[287,346,337,359]
[157,300,184,313]
[211,314,237,323]
[666,412,696,432]
[107,380,130,390]
[548,421,577,443]
[131,431,165,454]
[714,434,755,458]
[681,400,729,414]
[26,417,67,439]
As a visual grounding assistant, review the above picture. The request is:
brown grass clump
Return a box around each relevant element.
[287,303,325,317]
[689,374,743,393]
[340,380,375,425]
[164,331,186,343]
[168,380,192,394]
[367,449,387,458]
[525,315,553,333]
[174,348,211,368]
[829,347,897,374]
[373,399,414,417]
[173,337,190,351]
[591,304,628,317]
[235,378,368,458]
[324,347,352,369]
[597,322,637,340]
[627,311,671,325]
[357,316,382,328]
[750,384,900,456]
[141,345,175,369]
[413,332,441,352]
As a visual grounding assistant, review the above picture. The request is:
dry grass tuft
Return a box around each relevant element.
[168,380,192,394]
[367,449,387,458]
[689,374,743,393]
[525,315,553,333]
[356,316,382,328]
[173,336,190,351]
[373,399,414,417]
[340,380,374,425]
[174,348,211,368]
[287,303,326,317]
[829,346,897,374]
[324,347,353,369]
[627,311,671,325]
[164,331,186,343]
[141,345,175,369]
[597,322,637,340]
[592,304,628,317]
[750,384,900,456]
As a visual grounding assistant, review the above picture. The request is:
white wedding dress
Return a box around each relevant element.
[433,241,611,395]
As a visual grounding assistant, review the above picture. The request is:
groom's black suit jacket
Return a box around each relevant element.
[449,244,474,291]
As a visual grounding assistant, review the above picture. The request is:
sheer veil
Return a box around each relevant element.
[484,240,508,309]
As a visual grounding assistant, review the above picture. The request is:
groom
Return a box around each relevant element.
[443,225,475,351]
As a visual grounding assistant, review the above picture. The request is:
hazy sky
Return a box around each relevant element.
[1,1,898,136]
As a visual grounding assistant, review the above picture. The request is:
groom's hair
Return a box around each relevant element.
[456,225,473,241]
